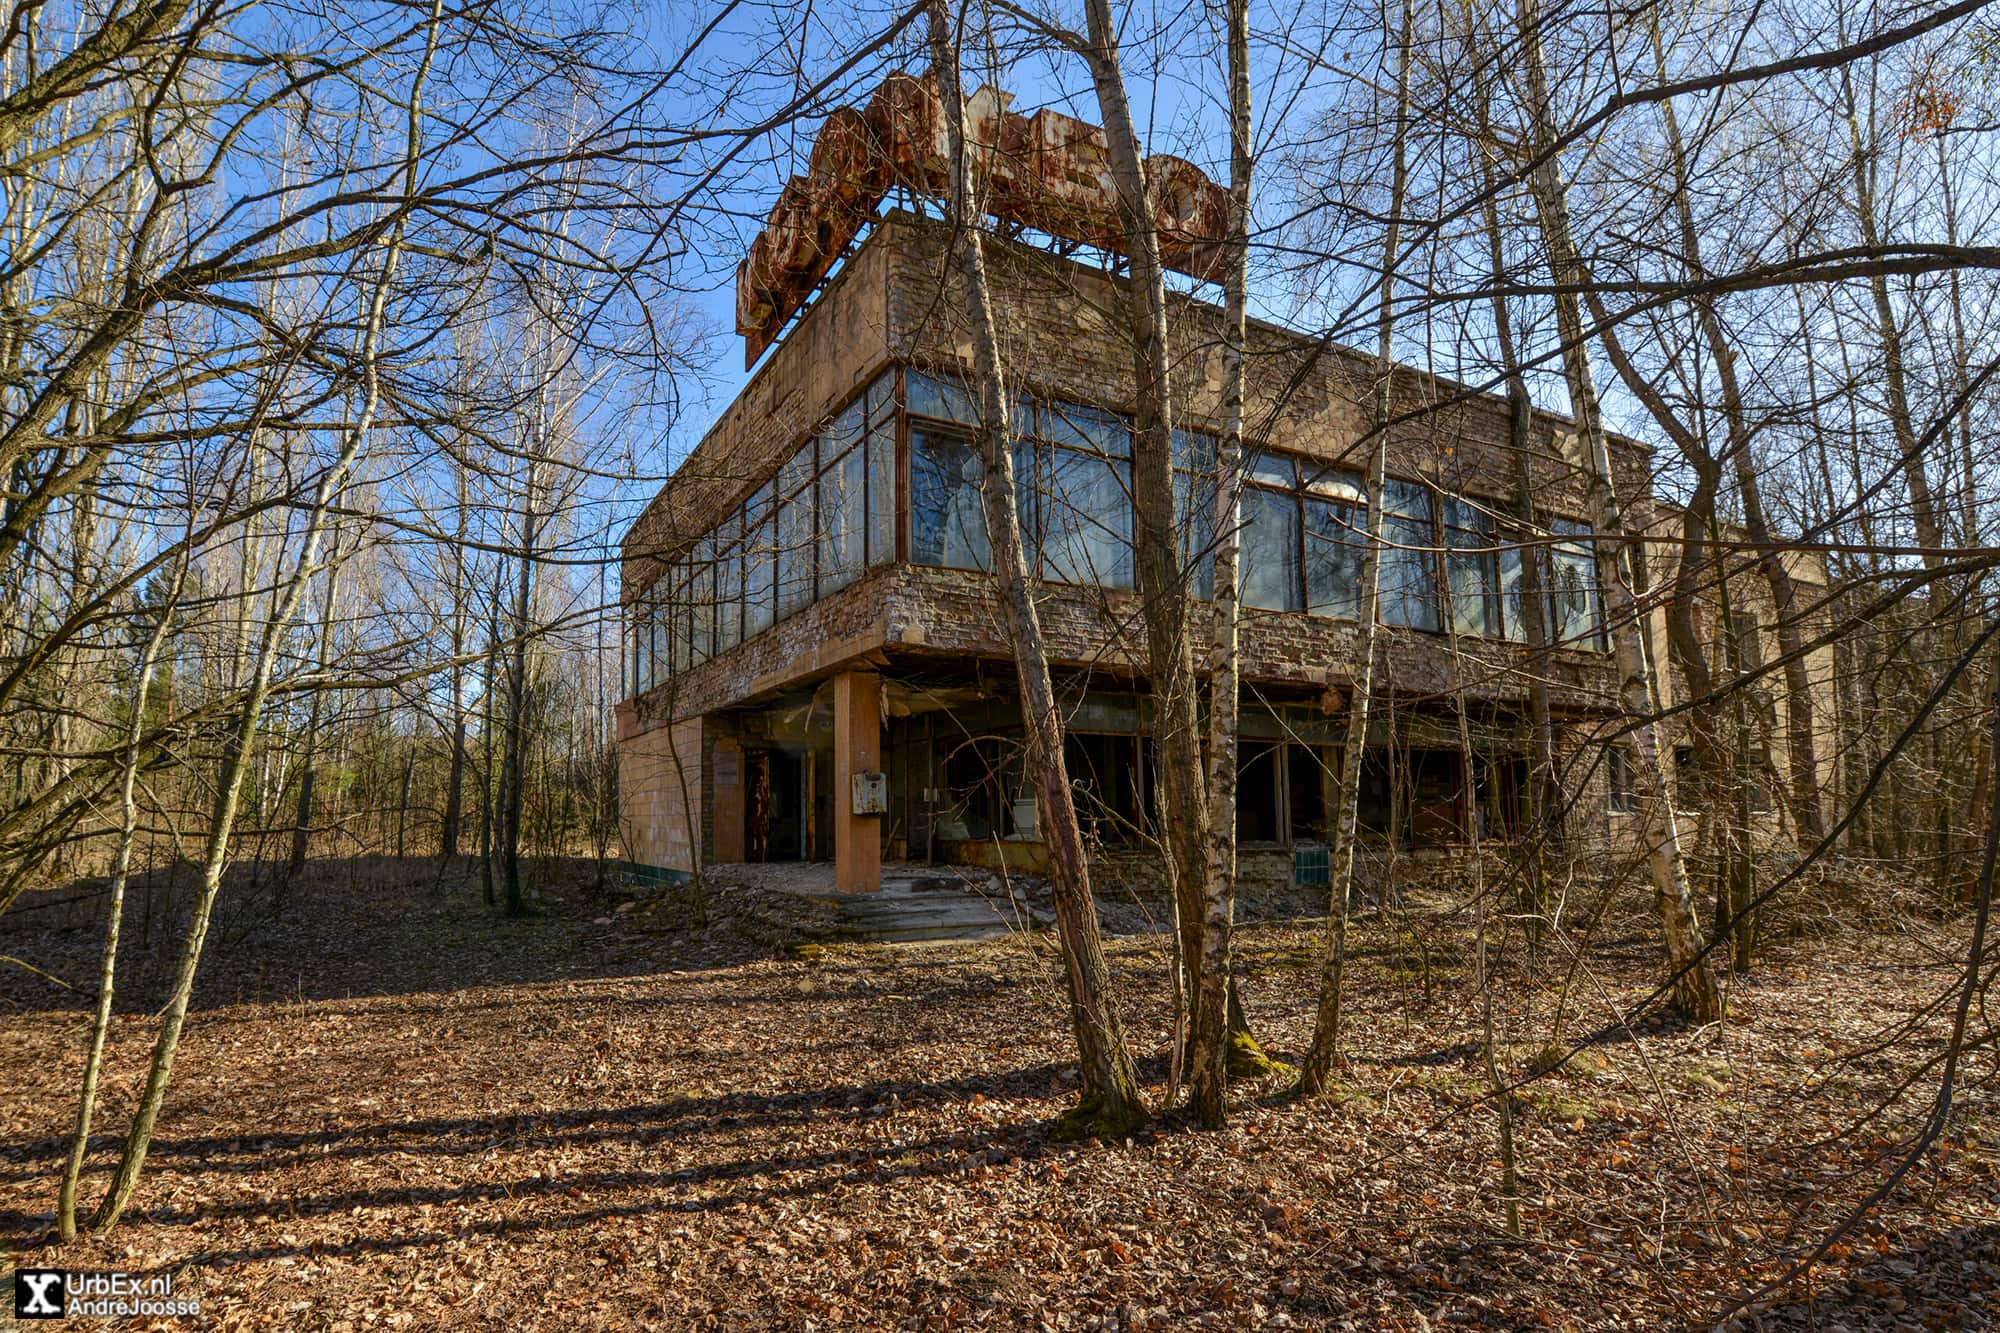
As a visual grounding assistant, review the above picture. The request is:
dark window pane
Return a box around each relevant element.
[906,369,976,424]
[1041,449,1134,587]
[1043,401,1130,457]
[818,444,865,594]
[1304,496,1364,619]
[776,446,814,617]
[867,420,895,565]
[1241,486,1302,611]
[1288,743,1332,842]
[910,424,990,570]
[1237,740,1283,842]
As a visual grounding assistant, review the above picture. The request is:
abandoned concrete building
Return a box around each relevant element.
[615,82,1833,894]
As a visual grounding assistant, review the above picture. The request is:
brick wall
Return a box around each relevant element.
[618,717,704,872]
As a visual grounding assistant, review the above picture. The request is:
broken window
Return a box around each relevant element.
[939,735,1019,839]
[1288,743,1333,843]
[1407,749,1464,844]
[909,423,990,572]
[1355,748,1394,837]
[1472,754,1527,839]
[1547,519,1605,649]
[1065,731,1146,845]
[1304,469,1365,620]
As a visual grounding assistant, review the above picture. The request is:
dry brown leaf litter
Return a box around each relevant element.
[0,859,1994,1330]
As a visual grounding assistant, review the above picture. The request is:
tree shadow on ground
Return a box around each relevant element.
[1718,1221,2000,1329]
[0,1063,1080,1254]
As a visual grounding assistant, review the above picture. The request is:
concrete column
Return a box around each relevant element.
[833,671,883,892]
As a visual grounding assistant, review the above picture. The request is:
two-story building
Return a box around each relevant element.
[616,208,1833,894]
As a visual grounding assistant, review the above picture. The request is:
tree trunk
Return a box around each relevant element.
[1513,0,1721,1021]
[1470,99,1560,922]
[1188,0,1255,1129]
[1073,0,1218,1108]
[288,558,343,878]
[929,1,1144,1138]
[58,552,187,1240]
[86,23,438,1206]
[1298,0,1412,1094]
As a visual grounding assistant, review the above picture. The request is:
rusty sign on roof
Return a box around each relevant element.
[735,71,1230,367]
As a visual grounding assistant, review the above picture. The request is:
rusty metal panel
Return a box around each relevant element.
[736,69,1231,364]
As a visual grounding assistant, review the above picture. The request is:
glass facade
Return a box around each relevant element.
[626,364,1608,696]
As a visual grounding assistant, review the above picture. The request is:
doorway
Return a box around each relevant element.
[745,747,810,862]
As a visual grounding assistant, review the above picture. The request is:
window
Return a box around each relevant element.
[1379,480,1439,631]
[649,576,670,687]
[818,433,866,595]
[867,407,896,565]
[1241,465,1302,612]
[665,564,690,675]
[1065,731,1148,845]
[907,368,976,424]
[1236,739,1284,842]
[1036,402,1134,587]
[1288,743,1334,842]
[1547,519,1605,649]
[776,444,814,617]
[714,513,742,652]
[910,423,990,571]
[1173,429,1215,598]
[1443,498,1500,637]
[1608,745,1640,813]
[743,483,775,639]
[689,539,715,665]
[1498,531,1529,642]
[630,602,651,695]
[1304,469,1365,619]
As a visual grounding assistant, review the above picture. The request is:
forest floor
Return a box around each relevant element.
[2,857,1996,1330]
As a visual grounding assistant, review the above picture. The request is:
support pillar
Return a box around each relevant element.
[833,671,883,892]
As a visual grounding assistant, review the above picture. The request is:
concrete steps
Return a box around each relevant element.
[822,873,1053,943]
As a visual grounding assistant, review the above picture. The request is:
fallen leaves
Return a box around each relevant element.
[0,865,1993,1330]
